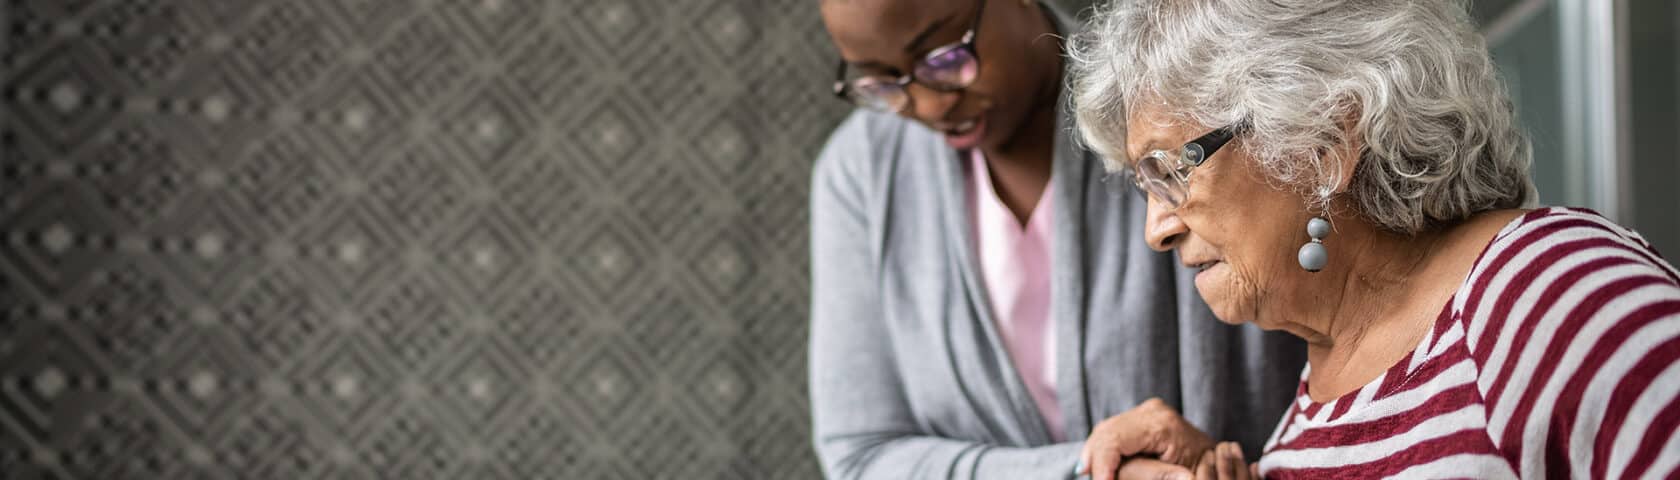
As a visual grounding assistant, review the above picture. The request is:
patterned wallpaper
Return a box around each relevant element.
[1,0,850,478]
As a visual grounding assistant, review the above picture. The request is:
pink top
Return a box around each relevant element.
[967,149,1063,442]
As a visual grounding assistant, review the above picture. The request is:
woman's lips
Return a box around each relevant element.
[1192,260,1224,288]
[943,116,987,149]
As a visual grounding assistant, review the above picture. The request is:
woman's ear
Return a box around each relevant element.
[1326,101,1364,196]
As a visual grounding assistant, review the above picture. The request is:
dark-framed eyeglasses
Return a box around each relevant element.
[830,0,988,112]
[1128,126,1240,209]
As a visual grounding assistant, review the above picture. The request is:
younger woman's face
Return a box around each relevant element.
[821,0,1061,152]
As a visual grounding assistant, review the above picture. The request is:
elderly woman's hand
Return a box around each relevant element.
[1193,442,1257,480]
[1079,398,1215,480]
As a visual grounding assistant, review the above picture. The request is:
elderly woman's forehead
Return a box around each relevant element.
[1125,108,1185,142]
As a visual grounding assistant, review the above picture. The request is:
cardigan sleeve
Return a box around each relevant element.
[808,112,1085,480]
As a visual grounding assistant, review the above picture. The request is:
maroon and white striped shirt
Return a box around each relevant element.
[1258,207,1680,479]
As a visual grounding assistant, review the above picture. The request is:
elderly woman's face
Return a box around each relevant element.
[1125,106,1310,328]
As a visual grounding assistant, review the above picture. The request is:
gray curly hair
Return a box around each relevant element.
[1070,0,1536,235]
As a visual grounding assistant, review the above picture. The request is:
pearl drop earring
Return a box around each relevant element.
[1298,216,1330,272]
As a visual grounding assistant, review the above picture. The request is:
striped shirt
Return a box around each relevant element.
[1258,207,1680,479]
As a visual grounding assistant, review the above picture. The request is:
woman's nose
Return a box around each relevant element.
[1143,195,1187,252]
[906,83,961,124]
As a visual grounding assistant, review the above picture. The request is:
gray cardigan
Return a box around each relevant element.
[807,98,1306,477]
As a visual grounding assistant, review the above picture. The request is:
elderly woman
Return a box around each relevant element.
[1067,0,1680,478]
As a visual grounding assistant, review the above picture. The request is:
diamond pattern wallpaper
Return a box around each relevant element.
[0,0,854,478]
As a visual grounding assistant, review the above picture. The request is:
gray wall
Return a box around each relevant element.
[1477,0,1680,257]
[1,1,849,478]
[1626,0,1680,258]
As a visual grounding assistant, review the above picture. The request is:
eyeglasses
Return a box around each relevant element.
[831,0,987,112]
[1127,127,1239,209]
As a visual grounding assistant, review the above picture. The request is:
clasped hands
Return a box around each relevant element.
[1076,398,1258,480]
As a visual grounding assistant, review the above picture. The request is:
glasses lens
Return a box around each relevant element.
[1136,153,1186,207]
[914,45,978,90]
[848,77,908,111]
